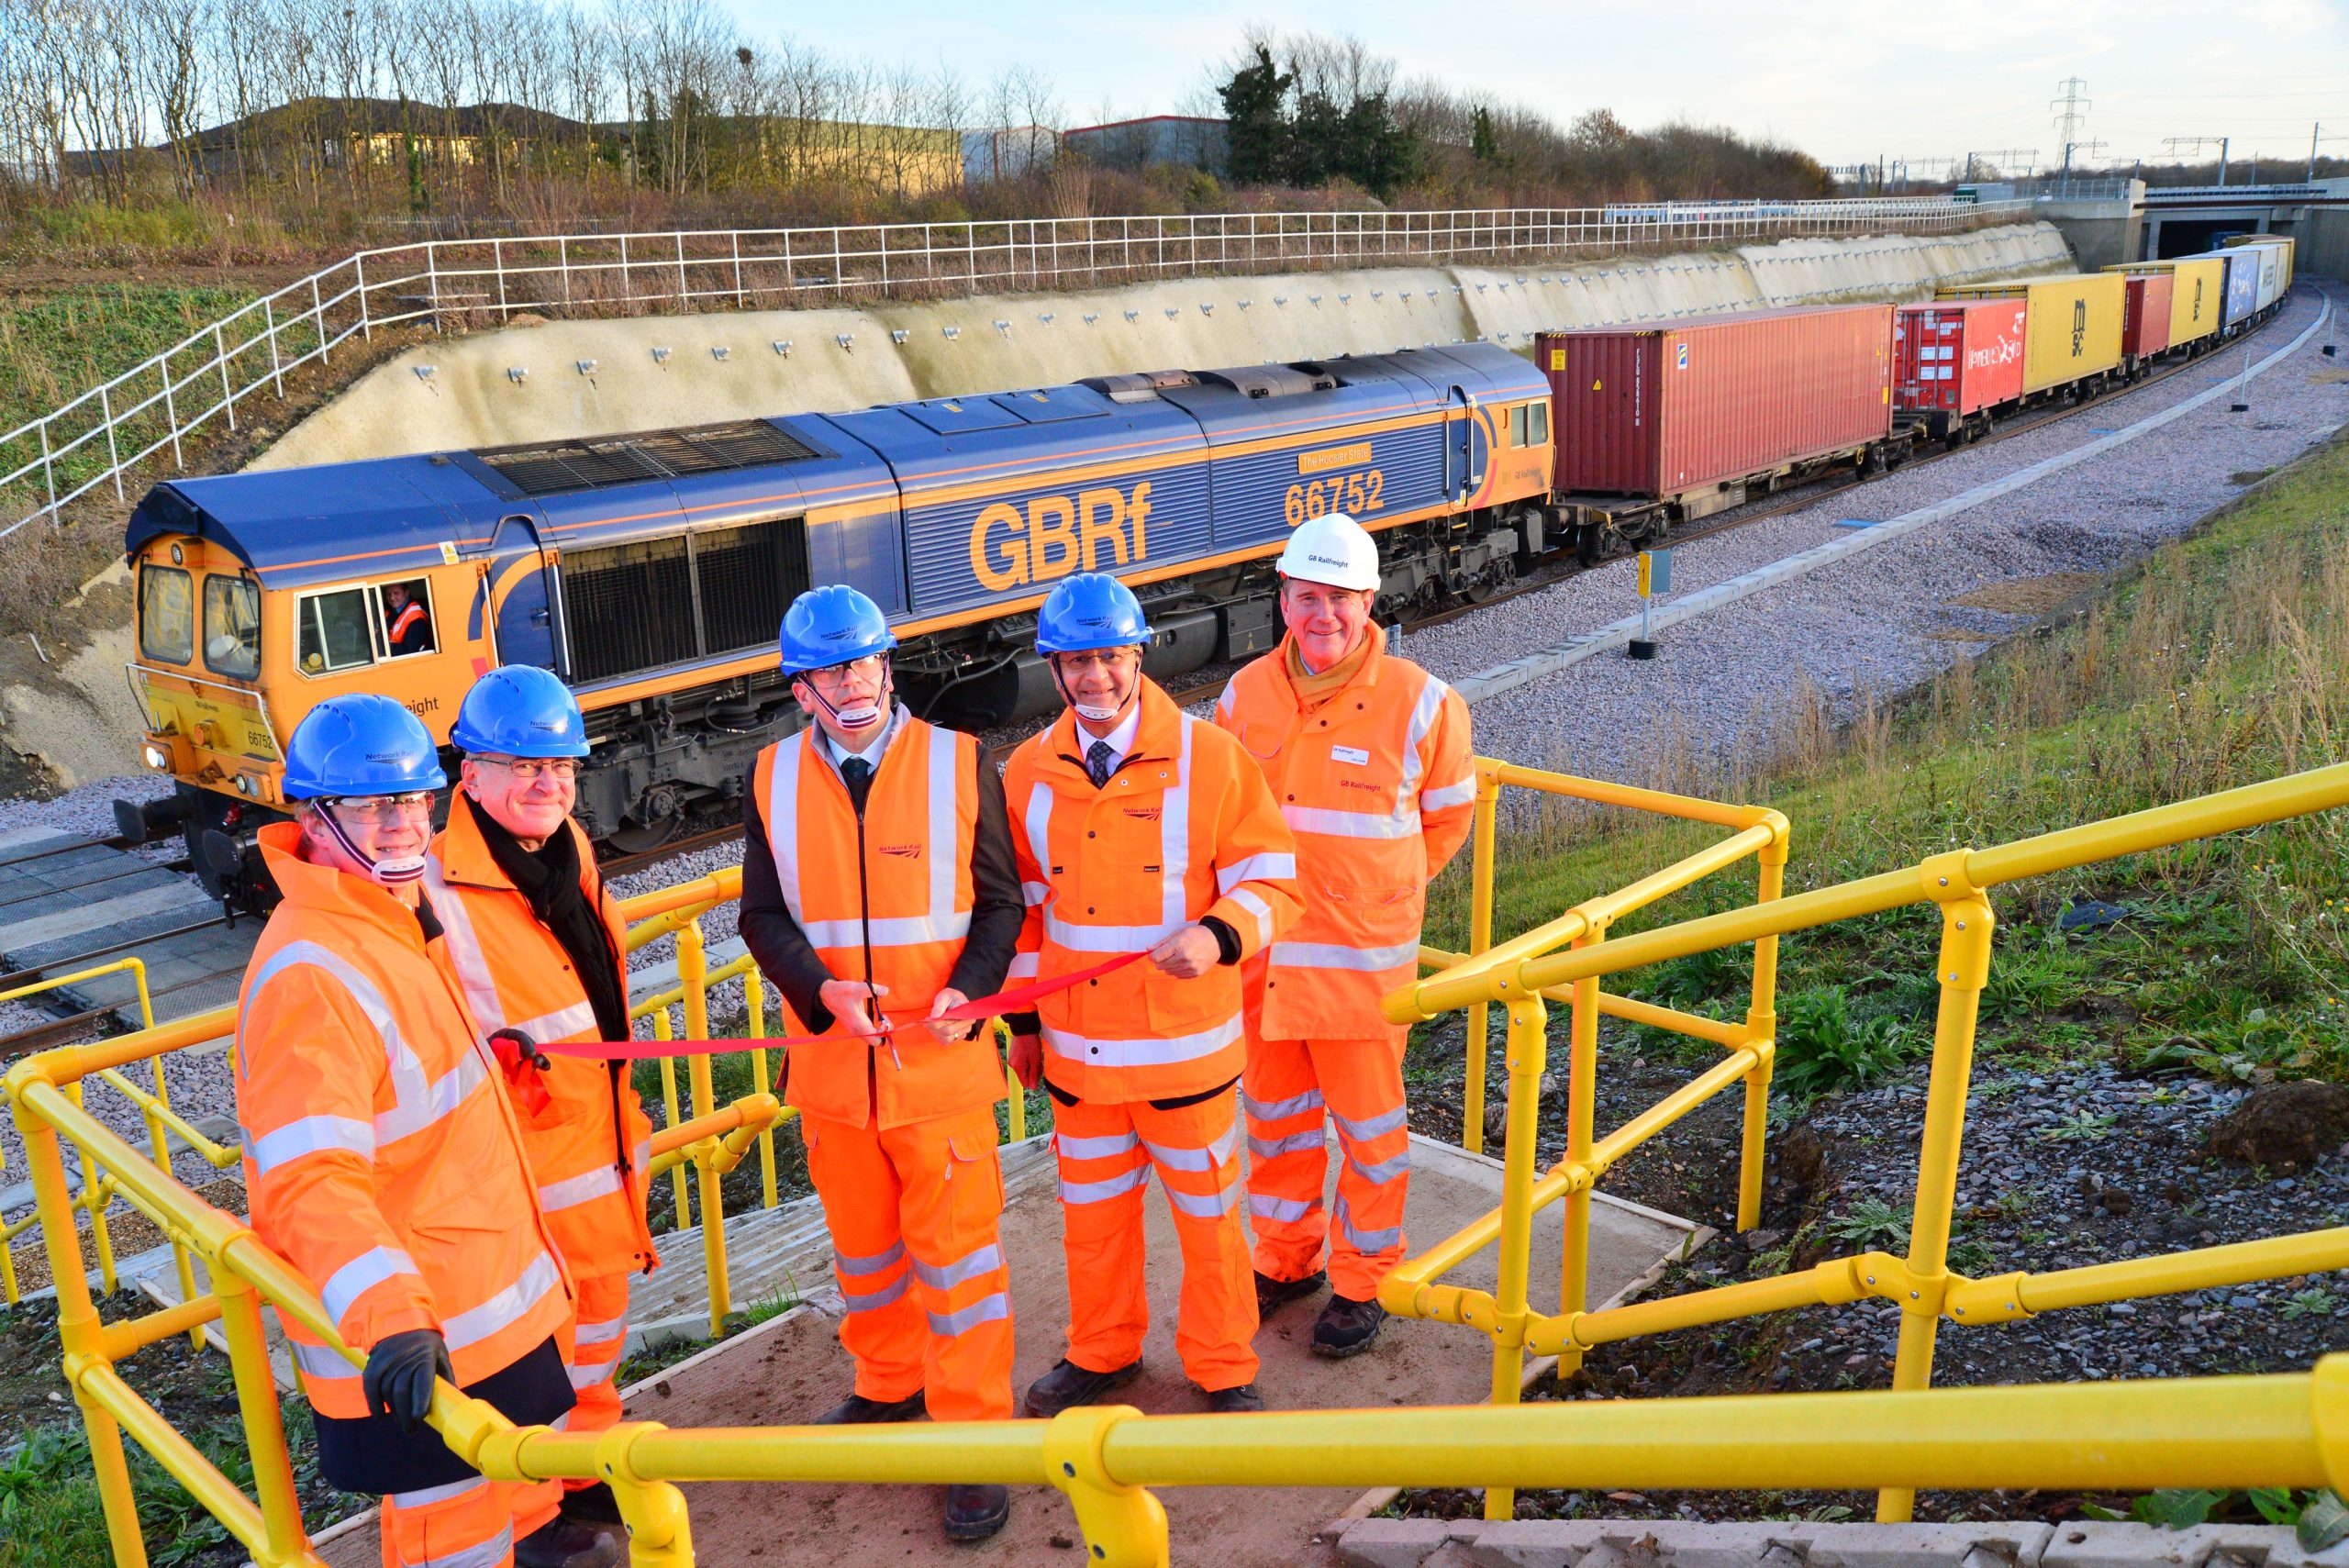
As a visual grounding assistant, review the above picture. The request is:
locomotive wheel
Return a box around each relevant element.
[608,785,685,853]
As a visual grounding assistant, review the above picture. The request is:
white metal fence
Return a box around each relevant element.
[1,199,2033,541]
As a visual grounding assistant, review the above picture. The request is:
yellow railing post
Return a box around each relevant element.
[1043,1407,1170,1568]
[214,1270,311,1565]
[676,918,731,1337]
[1462,764,1501,1156]
[652,1011,690,1229]
[998,1020,1027,1143]
[1878,854,1995,1523]
[742,969,781,1210]
[1559,927,1603,1352]
[1484,993,1549,1521]
[1737,825,1789,1232]
[12,1074,150,1568]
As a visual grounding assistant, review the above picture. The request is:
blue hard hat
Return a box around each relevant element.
[1035,573,1152,654]
[283,694,447,799]
[779,584,896,676]
[451,665,590,758]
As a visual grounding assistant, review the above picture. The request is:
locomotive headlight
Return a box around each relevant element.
[233,773,255,796]
[142,743,171,771]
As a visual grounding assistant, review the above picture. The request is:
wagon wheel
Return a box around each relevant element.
[607,784,685,853]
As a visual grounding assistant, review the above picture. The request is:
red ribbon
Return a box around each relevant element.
[539,950,1147,1060]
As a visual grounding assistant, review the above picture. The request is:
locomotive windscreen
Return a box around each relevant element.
[562,516,810,684]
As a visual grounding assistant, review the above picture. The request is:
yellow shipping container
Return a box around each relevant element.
[2227,233,2295,290]
[1936,272,2125,394]
[2102,257,2226,347]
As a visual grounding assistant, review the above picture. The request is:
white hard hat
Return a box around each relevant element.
[1275,513,1380,592]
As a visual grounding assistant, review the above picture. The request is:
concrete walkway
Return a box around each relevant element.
[317,1131,1702,1566]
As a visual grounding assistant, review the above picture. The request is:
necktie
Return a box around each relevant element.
[1086,740,1114,788]
[841,755,874,808]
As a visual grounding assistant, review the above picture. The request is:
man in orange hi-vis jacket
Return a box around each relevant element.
[234,694,615,1568]
[737,584,1027,1543]
[1216,513,1475,1360]
[1004,573,1302,1418]
[425,665,655,1540]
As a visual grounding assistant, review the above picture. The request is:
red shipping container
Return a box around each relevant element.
[2121,272,2175,359]
[1539,306,1893,507]
[1893,298,2028,423]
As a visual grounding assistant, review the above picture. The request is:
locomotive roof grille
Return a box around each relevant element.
[473,419,822,496]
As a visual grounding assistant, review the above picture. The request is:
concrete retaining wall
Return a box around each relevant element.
[255,223,2071,471]
[1333,1518,2348,1568]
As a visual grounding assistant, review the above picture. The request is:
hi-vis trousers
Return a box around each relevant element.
[1242,1032,1410,1303]
[382,1473,558,1568]
[1052,1087,1259,1392]
[559,1272,629,1491]
[804,1103,1015,1423]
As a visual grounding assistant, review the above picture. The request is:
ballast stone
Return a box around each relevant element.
[1333,1520,2349,1568]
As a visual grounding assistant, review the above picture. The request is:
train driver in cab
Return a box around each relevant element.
[1215,513,1475,1360]
[1003,573,1301,1418]
[424,665,655,1543]
[231,694,616,1568]
[384,581,433,656]
[736,584,1027,1543]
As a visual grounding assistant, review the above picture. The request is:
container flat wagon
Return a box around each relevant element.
[2104,259,2225,353]
[1537,304,1898,556]
[1934,273,2125,397]
[1891,297,2027,444]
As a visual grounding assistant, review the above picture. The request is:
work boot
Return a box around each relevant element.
[559,1481,623,1527]
[813,1389,928,1425]
[1253,1267,1325,1316]
[1311,1294,1387,1359]
[515,1516,623,1568]
[1023,1356,1143,1418]
[1200,1382,1265,1413]
[943,1483,1012,1540]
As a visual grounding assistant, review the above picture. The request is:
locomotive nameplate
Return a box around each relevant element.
[1297,442,1373,476]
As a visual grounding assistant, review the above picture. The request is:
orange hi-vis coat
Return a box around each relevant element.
[1004,679,1304,1103]
[749,715,1003,1128]
[424,792,654,1462]
[1214,624,1475,1037]
[425,793,655,1281]
[1217,627,1475,1300]
[234,823,572,1422]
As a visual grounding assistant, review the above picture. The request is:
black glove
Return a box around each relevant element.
[362,1329,452,1433]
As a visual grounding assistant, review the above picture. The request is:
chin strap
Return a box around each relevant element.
[316,801,427,886]
[1049,654,1137,727]
[797,660,892,738]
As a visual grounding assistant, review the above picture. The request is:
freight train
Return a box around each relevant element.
[114,263,2295,904]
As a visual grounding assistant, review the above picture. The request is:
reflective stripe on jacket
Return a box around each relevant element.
[750,713,1004,1128]
[424,794,657,1279]
[1215,625,1475,1039]
[235,821,573,1418]
[1005,678,1303,1102]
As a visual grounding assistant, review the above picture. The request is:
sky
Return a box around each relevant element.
[723,0,2349,172]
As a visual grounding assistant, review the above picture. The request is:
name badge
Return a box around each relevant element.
[1331,745,1371,765]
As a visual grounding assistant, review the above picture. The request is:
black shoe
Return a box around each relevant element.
[516,1516,623,1568]
[813,1389,928,1425]
[943,1482,1011,1540]
[1201,1382,1264,1413]
[1023,1356,1143,1418]
[559,1481,623,1527]
[1253,1268,1326,1316]
[1311,1294,1387,1359]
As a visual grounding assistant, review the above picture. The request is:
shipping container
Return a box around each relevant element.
[2105,258,2225,348]
[1892,298,2027,436]
[2120,271,2175,361]
[2227,232,2296,290]
[1539,305,1893,514]
[2198,249,2262,329]
[1935,272,2125,394]
[2232,239,2288,311]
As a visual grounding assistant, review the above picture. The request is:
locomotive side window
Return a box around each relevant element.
[202,575,262,680]
[380,577,437,659]
[1527,403,1549,447]
[139,564,195,665]
[297,586,380,675]
[1509,405,1531,448]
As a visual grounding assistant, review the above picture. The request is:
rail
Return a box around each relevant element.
[0,198,2035,541]
[1382,756,2349,1524]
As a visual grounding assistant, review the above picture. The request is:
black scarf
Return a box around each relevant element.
[472,799,629,1044]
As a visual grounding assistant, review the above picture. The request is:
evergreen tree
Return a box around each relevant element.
[1471,106,1499,165]
[1218,44,1294,185]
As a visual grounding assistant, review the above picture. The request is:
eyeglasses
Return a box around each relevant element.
[1053,648,1141,675]
[480,756,580,782]
[328,791,435,823]
[798,653,887,687]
